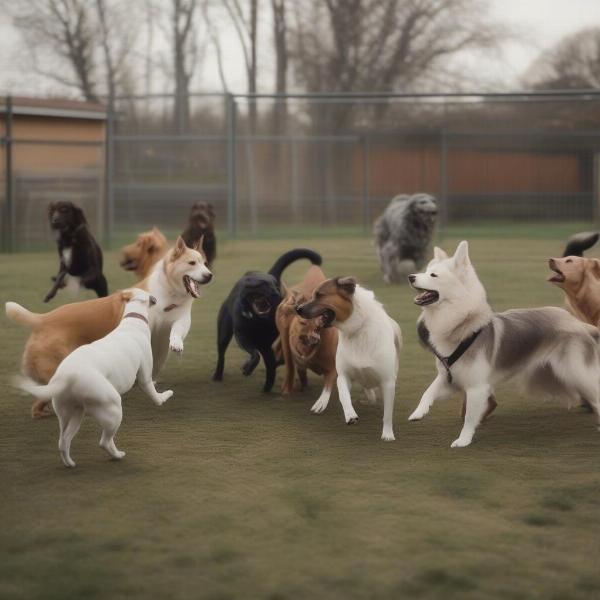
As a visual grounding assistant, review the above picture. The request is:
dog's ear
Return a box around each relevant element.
[336,276,357,297]
[47,202,56,217]
[453,241,470,269]
[171,236,187,260]
[120,290,133,302]
[72,205,87,226]
[588,259,600,279]
[193,235,205,254]
[142,233,156,253]
[433,246,448,261]
[207,203,216,222]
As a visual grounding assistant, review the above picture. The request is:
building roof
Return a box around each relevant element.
[0,96,107,120]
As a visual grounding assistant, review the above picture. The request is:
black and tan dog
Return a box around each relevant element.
[44,201,108,303]
[181,202,217,267]
[213,249,322,392]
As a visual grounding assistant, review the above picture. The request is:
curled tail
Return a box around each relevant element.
[14,375,65,401]
[268,249,322,282]
[563,232,599,257]
[5,302,41,328]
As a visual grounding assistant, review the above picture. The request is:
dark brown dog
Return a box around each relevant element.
[181,202,216,267]
[275,266,338,407]
[120,227,168,282]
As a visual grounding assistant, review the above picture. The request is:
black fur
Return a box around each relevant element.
[562,231,599,257]
[181,202,217,267]
[212,248,322,392]
[44,201,108,303]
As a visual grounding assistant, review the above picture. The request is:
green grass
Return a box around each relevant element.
[2,228,600,599]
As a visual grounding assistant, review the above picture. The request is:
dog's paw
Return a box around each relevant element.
[155,390,173,405]
[169,338,184,353]
[381,429,396,442]
[408,408,427,421]
[42,294,52,303]
[345,410,359,425]
[111,450,126,460]
[310,398,329,414]
[450,437,472,448]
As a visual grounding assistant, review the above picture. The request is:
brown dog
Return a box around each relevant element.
[120,227,168,281]
[275,266,338,409]
[6,293,129,417]
[181,202,216,267]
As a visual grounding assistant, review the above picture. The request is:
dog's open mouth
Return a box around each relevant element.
[548,262,565,284]
[120,258,138,271]
[414,288,440,306]
[250,296,271,315]
[183,275,204,298]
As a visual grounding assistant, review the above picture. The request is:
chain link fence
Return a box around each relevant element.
[3,91,600,251]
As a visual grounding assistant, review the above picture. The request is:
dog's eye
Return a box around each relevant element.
[430,273,438,278]
[566,259,572,263]
[188,261,196,265]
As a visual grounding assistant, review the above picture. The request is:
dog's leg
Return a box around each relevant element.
[337,374,359,424]
[54,401,84,468]
[152,338,170,379]
[362,387,378,404]
[451,385,491,448]
[242,351,260,376]
[83,273,109,298]
[279,330,296,395]
[311,370,336,414]
[169,312,191,353]
[96,404,125,461]
[408,373,454,421]
[43,268,67,303]
[213,304,233,381]
[138,377,173,406]
[298,368,308,389]
[261,347,277,393]
[381,380,396,441]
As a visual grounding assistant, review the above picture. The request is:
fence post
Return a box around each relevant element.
[226,93,237,236]
[4,95,14,253]
[440,129,448,230]
[105,97,115,248]
[362,134,370,234]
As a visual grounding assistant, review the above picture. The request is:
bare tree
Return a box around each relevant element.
[290,0,502,129]
[224,0,259,132]
[271,0,288,131]
[526,27,600,90]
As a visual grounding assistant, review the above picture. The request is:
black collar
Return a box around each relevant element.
[123,312,149,325]
[417,321,483,384]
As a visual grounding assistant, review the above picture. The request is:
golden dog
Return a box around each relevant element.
[275,266,338,401]
[120,227,168,281]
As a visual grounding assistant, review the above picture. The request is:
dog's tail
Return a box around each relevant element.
[5,302,41,328]
[268,249,322,282]
[562,231,599,257]
[13,374,65,402]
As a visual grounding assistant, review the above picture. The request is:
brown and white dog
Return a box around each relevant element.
[120,227,168,282]
[297,277,402,441]
[6,236,212,417]
[275,265,338,411]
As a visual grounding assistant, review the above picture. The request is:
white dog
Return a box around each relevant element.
[142,235,213,376]
[296,277,402,441]
[408,241,600,448]
[17,289,173,467]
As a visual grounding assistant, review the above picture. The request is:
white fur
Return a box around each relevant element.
[334,286,402,441]
[409,241,600,448]
[145,247,212,377]
[17,289,172,467]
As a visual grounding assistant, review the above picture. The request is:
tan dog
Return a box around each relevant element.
[275,266,338,410]
[548,256,600,326]
[120,227,168,281]
[6,294,128,417]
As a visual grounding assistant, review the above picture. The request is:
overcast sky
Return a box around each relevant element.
[1,0,600,97]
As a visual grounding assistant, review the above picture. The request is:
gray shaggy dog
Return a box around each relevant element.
[374,193,438,284]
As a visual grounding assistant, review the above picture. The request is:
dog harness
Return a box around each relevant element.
[123,312,149,324]
[417,321,482,384]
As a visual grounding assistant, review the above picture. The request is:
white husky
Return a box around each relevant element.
[408,241,600,448]
[17,289,173,467]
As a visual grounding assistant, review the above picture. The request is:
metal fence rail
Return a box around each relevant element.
[3,90,600,251]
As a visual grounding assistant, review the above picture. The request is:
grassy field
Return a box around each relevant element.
[2,226,600,600]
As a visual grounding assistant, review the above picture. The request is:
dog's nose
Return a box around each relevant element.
[408,274,416,284]
[548,258,556,268]
[203,273,213,283]
[295,305,304,315]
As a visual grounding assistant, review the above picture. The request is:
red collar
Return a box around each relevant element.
[123,312,149,324]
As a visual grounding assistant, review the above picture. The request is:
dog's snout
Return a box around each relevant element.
[149,295,157,306]
[548,258,556,268]
[203,272,213,283]
[295,305,305,315]
[408,274,416,284]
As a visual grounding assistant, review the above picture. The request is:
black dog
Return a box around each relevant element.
[213,248,322,392]
[44,201,108,303]
[181,202,217,267]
